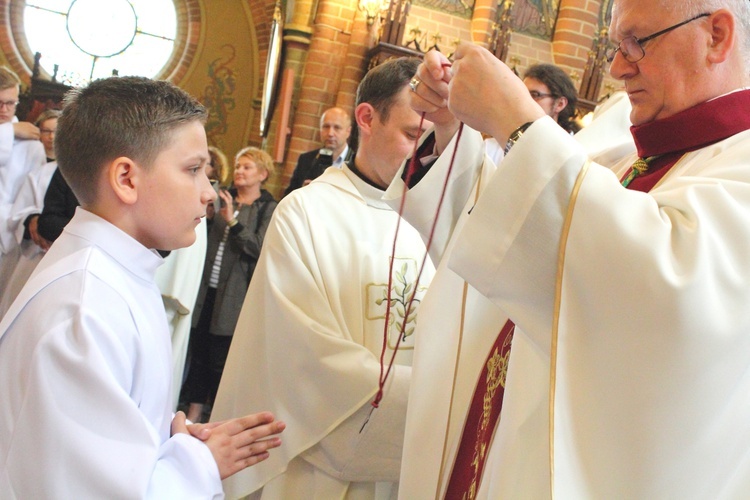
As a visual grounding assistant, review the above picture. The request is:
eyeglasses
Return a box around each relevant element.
[529,91,555,101]
[606,12,711,64]
[0,100,18,110]
[40,129,55,135]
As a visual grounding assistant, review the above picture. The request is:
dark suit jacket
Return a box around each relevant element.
[36,168,79,242]
[284,147,354,197]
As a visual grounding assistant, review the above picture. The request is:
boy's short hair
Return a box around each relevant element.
[0,66,21,90]
[235,146,276,184]
[34,109,61,127]
[55,76,208,206]
[355,57,420,124]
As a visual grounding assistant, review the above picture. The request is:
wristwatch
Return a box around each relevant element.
[504,121,534,154]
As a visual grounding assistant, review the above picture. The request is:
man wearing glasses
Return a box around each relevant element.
[393,0,750,497]
[524,63,581,135]
[0,66,45,279]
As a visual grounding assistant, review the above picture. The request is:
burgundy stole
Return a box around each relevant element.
[625,89,750,192]
[444,319,515,499]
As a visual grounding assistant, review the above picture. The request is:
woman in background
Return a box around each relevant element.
[181,146,277,422]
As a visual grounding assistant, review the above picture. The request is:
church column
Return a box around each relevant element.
[551,0,599,69]
[470,0,497,47]
[281,0,357,188]
[334,3,372,113]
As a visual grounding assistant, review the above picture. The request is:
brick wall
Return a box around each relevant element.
[251,0,623,196]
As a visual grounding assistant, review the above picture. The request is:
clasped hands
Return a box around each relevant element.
[173,410,286,480]
[409,43,546,150]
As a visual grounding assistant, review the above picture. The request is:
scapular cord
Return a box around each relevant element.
[372,101,465,408]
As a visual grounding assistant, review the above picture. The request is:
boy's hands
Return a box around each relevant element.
[172,411,286,479]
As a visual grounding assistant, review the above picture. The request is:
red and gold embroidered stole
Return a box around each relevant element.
[444,319,515,499]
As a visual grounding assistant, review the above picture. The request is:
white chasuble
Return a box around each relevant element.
[450,116,750,498]
[0,208,222,499]
[212,165,434,499]
[384,128,550,499]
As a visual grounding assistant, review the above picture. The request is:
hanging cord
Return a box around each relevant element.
[372,100,465,409]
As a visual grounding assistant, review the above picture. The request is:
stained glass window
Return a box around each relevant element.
[24,0,177,85]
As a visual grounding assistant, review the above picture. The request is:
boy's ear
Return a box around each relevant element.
[108,156,140,205]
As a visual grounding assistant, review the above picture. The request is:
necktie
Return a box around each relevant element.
[622,155,659,188]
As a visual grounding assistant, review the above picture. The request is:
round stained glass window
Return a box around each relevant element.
[23,0,177,85]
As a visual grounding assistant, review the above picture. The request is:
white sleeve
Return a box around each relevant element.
[300,364,411,482]
[0,278,223,499]
[452,115,750,350]
[449,117,599,350]
[384,126,486,265]
[148,434,223,499]
[0,122,13,166]
[8,169,39,244]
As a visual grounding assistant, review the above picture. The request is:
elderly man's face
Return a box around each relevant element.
[608,0,713,126]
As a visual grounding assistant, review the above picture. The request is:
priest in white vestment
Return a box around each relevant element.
[212,58,435,499]
[0,110,61,315]
[393,0,750,497]
[0,121,46,274]
[386,63,634,500]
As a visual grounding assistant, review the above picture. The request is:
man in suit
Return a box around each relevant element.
[283,107,352,196]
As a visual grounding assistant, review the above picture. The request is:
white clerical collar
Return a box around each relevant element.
[341,163,393,211]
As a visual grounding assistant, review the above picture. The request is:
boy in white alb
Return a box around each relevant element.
[0,76,285,499]
[0,66,45,273]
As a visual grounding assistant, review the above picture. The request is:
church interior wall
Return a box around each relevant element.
[0,0,621,200]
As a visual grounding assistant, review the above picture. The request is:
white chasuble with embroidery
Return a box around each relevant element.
[212,165,434,499]
[451,113,750,498]
[386,104,635,500]
[385,128,550,499]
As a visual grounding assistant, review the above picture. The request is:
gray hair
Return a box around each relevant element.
[672,1,750,69]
